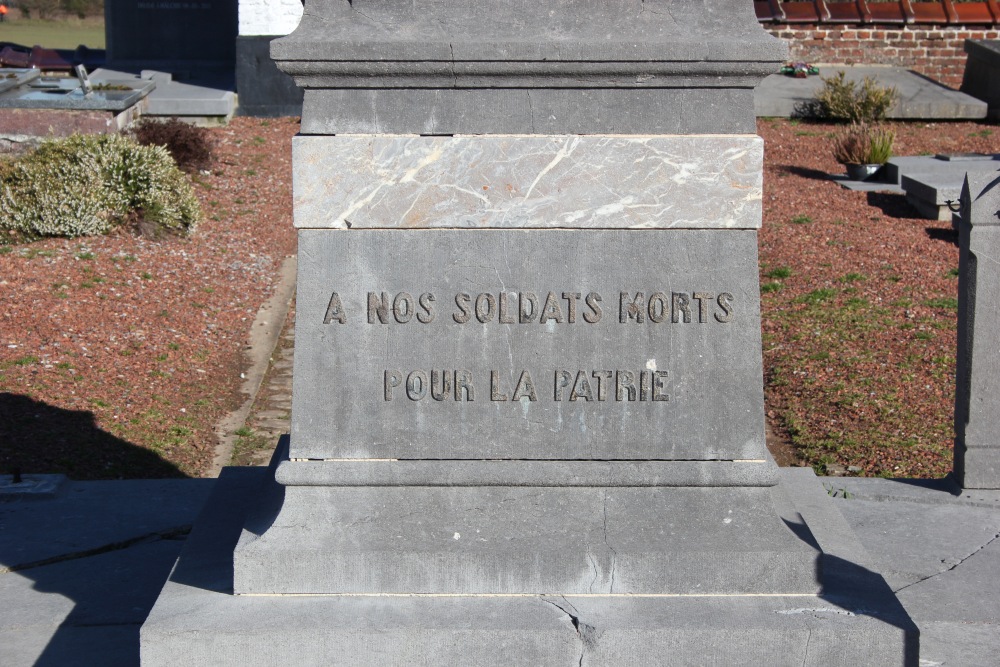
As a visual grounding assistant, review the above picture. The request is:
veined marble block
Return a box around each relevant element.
[293,135,763,230]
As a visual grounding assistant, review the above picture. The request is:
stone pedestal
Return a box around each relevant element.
[954,172,1000,489]
[142,1,916,663]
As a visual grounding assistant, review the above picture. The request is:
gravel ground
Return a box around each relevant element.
[0,116,995,480]
[0,117,298,479]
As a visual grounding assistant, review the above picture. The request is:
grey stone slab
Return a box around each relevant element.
[234,483,819,595]
[0,533,191,667]
[754,66,988,120]
[90,67,237,119]
[827,498,1000,592]
[144,466,913,666]
[275,459,776,487]
[0,474,65,499]
[235,36,302,118]
[291,229,766,463]
[300,87,760,135]
[0,76,153,112]
[955,173,1000,489]
[293,135,762,230]
[962,40,1000,122]
[918,621,1000,667]
[272,0,786,74]
[0,479,213,570]
[0,69,40,95]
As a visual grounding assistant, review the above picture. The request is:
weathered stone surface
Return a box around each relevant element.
[234,483,819,595]
[235,36,303,118]
[142,467,915,667]
[955,172,1000,489]
[293,135,762,230]
[272,0,786,78]
[291,229,766,462]
[274,459,775,487]
[275,0,785,135]
[299,87,759,135]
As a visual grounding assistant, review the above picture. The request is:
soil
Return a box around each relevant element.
[0,117,298,479]
[0,116,996,480]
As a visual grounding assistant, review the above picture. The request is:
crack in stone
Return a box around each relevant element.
[893,530,1000,595]
[0,525,191,575]
[602,490,618,593]
[542,596,597,665]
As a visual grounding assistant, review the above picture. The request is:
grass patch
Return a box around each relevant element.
[765,266,792,279]
[0,17,105,49]
[790,214,812,224]
[923,297,958,310]
[796,288,837,304]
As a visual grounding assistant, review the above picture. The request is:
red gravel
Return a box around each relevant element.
[759,118,997,478]
[0,117,298,479]
[0,115,995,480]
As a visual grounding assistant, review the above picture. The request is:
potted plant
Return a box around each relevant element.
[833,123,895,181]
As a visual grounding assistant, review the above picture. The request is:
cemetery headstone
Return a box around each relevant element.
[235,0,303,116]
[104,0,236,72]
[141,1,916,663]
[955,171,1000,489]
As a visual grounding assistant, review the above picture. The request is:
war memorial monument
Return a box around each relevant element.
[141,1,917,663]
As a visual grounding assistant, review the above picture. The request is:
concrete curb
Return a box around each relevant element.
[210,255,297,477]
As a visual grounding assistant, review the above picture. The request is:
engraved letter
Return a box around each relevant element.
[323,292,346,324]
[647,292,669,324]
[554,370,572,401]
[616,370,637,401]
[539,291,565,324]
[499,292,517,324]
[570,371,594,401]
[640,370,651,401]
[653,371,670,401]
[620,292,645,323]
[406,370,428,400]
[368,292,391,324]
[562,292,581,323]
[475,293,497,323]
[417,293,436,323]
[490,371,508,401]
[671,292,692,323]
[693,292,714,323]
[431,370,452,401]
[512,371,537,402]
[519,292,538,323]
[584,292,603,323]
[453,293,472,323]
[715,292,734,323]
[393,292,414,324]
[455,370,475,401]
[384,370,402,401]
[592,370,612,401]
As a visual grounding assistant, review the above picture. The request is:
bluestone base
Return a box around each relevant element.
[141,467,917,666]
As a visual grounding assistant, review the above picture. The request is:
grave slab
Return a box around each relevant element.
[754,66,987,120]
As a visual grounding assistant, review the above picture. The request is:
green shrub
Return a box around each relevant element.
[814,72,898,123]
[129,118,216,174]
[0,134,199,241]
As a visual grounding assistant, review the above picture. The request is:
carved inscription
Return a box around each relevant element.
[323,289,736,403]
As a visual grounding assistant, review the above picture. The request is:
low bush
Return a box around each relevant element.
[129,118,216,174]
[0,133,200,241]
[814,72,898,123]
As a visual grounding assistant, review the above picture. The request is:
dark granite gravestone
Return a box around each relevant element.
[955,172,1000,489]
[104,0,236,70]
[141,1,917,663]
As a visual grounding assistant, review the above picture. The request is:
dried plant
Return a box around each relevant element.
[815,72,898,123]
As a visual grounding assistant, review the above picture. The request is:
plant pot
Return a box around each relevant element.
[845,163,884,182]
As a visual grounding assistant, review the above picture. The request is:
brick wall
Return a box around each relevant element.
[765,25,1000,89]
